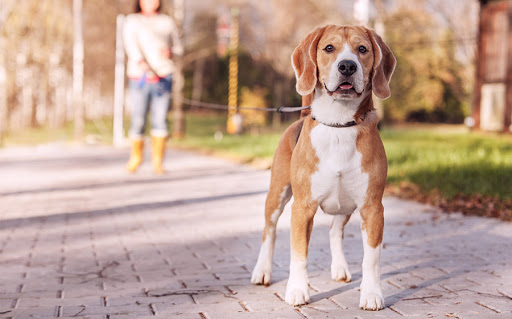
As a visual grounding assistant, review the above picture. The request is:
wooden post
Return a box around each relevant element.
[505,0,512,132]
[171,0,185,139]
[472,0,486,130]
[473,0,510,132]
[73,0,84,139]
[113,14,125,147]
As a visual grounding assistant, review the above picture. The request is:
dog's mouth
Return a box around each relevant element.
[324,81,362,96]
[339,81,354,90]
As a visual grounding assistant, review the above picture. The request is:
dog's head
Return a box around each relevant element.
[291,25,396,100]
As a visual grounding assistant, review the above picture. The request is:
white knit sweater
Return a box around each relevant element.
[123,13,182,78]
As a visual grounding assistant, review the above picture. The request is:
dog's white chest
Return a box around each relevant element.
[309,125,368,215]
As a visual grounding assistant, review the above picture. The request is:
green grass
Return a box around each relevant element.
[4,113,511,201]
[172,113,284,162]
[381,126,512,200]
[2,118,114,146]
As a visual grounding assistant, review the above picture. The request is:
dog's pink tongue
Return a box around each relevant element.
[339,83,353,90]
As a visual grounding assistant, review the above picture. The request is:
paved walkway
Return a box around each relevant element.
[1,144,511,319]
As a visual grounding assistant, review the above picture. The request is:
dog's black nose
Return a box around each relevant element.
[338,60,357,76]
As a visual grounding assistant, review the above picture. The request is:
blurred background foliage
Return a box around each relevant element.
[0,0,479,137]
[384,8,470,123]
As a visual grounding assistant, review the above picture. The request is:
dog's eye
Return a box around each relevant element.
[324,45,334,53]
[359,46,367,53]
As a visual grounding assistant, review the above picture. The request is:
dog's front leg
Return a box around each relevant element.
[359,202,385,310]
[285,200,317,306]
[330,214,352,282]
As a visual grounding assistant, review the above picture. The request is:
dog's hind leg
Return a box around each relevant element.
[252,120,303,286]
[330,214,352,282]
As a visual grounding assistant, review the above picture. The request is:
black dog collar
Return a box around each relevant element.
[311,112,367,128]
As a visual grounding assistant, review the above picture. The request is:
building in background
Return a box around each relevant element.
[473,0,512,132]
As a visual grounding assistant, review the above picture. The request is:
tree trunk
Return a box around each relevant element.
[0,40,7,145]
[30,67,39,127]
[192,58,206,103]
[37,80,48,126]
[113,14,125,146]
[172,57,185,139]
[0,1,15,141]
[16,52,33,129]
[73,0,84,139]
[21,81,33,128]
[55,80,67,127]
[171,0,185,139]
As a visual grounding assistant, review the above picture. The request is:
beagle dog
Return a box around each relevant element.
[251,25,396,310]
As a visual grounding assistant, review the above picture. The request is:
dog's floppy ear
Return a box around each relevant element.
[291,26,327,96]
[366,28,396,99]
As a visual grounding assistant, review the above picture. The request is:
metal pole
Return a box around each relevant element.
[227,7,240,134]
[113,14,125,147]
[0,39,7,145]
[73,0,84,139]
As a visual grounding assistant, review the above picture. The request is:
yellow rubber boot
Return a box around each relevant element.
[151,136,167,174]
[126,139,144,173]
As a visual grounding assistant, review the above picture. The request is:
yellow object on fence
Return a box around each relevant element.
[227,8,241,135]
[240,87,268,131]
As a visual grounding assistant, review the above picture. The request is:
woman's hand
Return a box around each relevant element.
[160,47,171,59]
[137,59,150,71]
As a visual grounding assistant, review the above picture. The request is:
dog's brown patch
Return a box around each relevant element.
[289,117,320,259]
[357,111,387,248]
[364,28,396,99]
[262,118,304,242]
[291,26,328,96]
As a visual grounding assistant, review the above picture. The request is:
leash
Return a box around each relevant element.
[277,106,311,113]
[183,97,365,127]
[183,98,310,113]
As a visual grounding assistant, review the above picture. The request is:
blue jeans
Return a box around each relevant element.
[128,74,172,139]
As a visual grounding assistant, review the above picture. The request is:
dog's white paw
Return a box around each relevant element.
[286,257,309,306]
[359,289,385,310]
[331,262,352,282]
[251,262,272,286]
[285,286,310,306]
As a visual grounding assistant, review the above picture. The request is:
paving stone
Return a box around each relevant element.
[1,145,512,318]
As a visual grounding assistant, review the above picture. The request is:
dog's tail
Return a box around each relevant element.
[300,92,313,118]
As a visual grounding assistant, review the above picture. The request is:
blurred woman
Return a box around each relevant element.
[123,0,182,174]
